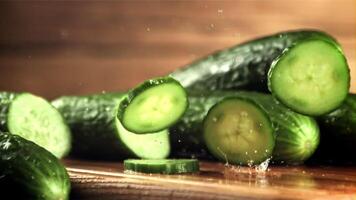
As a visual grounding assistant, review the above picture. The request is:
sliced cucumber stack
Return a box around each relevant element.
[268,39,350,116]
[0,92,71,158]
[52,93,170,160]
[124,159,199,174]
[204,97,275,165]
[0,132,70,200]
[118,77,188,134]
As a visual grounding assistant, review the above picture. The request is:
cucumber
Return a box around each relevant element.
[171,30,349,116]
[170,91,319,165]
[311,94,356,163]
[268,39,349,116]
[124,159,199,174]
[118,77,188,134]
[171,30,337,91]
[0,92,71,158]
[52,93,170,160]
[204,97,275,165]
[0,132,70,200]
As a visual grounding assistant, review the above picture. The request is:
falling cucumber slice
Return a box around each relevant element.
[0,92,71,158]
[118,77,188,134]
[268,39,350,116]
[124,159,199,174]
[203,97,275,165]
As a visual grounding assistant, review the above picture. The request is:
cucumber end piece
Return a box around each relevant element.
[203,98,275,166]
[118,77,188,134]
[124,159,199,174]
[273,118,320,165]
[268,39,350,116]
[7,93,71,158]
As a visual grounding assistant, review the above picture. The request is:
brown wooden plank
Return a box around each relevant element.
[65,159,356,200]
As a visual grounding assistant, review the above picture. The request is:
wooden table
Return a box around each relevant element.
[65,159,356,200]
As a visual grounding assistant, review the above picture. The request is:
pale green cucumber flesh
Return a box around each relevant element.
[7,93,71,158]
[203,98,275,165]
[124,159,199,174]
[120,77,188,134]
[268,39,349,116]
[116,118,170,159]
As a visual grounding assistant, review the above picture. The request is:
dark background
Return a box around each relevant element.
[0,0,355,99]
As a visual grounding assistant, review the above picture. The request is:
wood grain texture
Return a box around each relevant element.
[65,159,356,200]
[0,0,355,98]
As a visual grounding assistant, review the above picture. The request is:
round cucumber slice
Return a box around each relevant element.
[7,93,71,158]
[268,39,350,116]
[116,119,170,159]
[124,159,199,174]
[203,98,275,165]
[118,77,188,134]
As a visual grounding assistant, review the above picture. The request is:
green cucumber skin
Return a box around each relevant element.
[0,92,18,131]
[124,159,199,174]
[0,132,70,200]
[312,94,356,163]
[52,93,130,159]
[118,77,188,134]
[171,91,319,164]
[171,30,337,91]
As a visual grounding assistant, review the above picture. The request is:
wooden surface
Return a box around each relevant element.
[0,0,355,99]
[65,159,356,200]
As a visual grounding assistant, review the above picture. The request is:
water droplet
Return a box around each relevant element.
[217,9,223,14]
[146,27,151,32]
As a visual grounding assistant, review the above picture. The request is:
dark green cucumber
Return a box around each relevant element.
[0,132,70,200]
[310,94,356,163]
[118,77,188,134]
[268,39,349,116]
[204,97,275,165]
[52,93,170,160]
[171,30,349,116]
[170,91,319,165]
[0,92,71,158]
[124,159,199,174]
[171,30,337,91]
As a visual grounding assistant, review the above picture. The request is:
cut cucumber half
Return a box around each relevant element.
[124,159,199,174]
[203,97,275,165]
[0,92,71,158]
[118,77,188,134]
[268,39,350,116]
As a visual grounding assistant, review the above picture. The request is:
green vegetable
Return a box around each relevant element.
[204,97,275,165]
[0,132,70,200]
[52,93,170,160]
[171,30,337,91]
[124,159,199,174]
[171,30,349,116]
[0,92,71,158]
[170,91,319,165]
[268,39,349,116]
[118,77,188,134]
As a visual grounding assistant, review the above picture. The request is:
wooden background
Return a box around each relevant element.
[0,0,355,99]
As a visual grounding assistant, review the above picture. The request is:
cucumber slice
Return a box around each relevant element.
[52,93,170,160]
[268,39,350,116]
[124,159,199,174]
[118,77,188,134]
[203,97,275,165]
[0,132,70,200]
[0,92,71,158]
